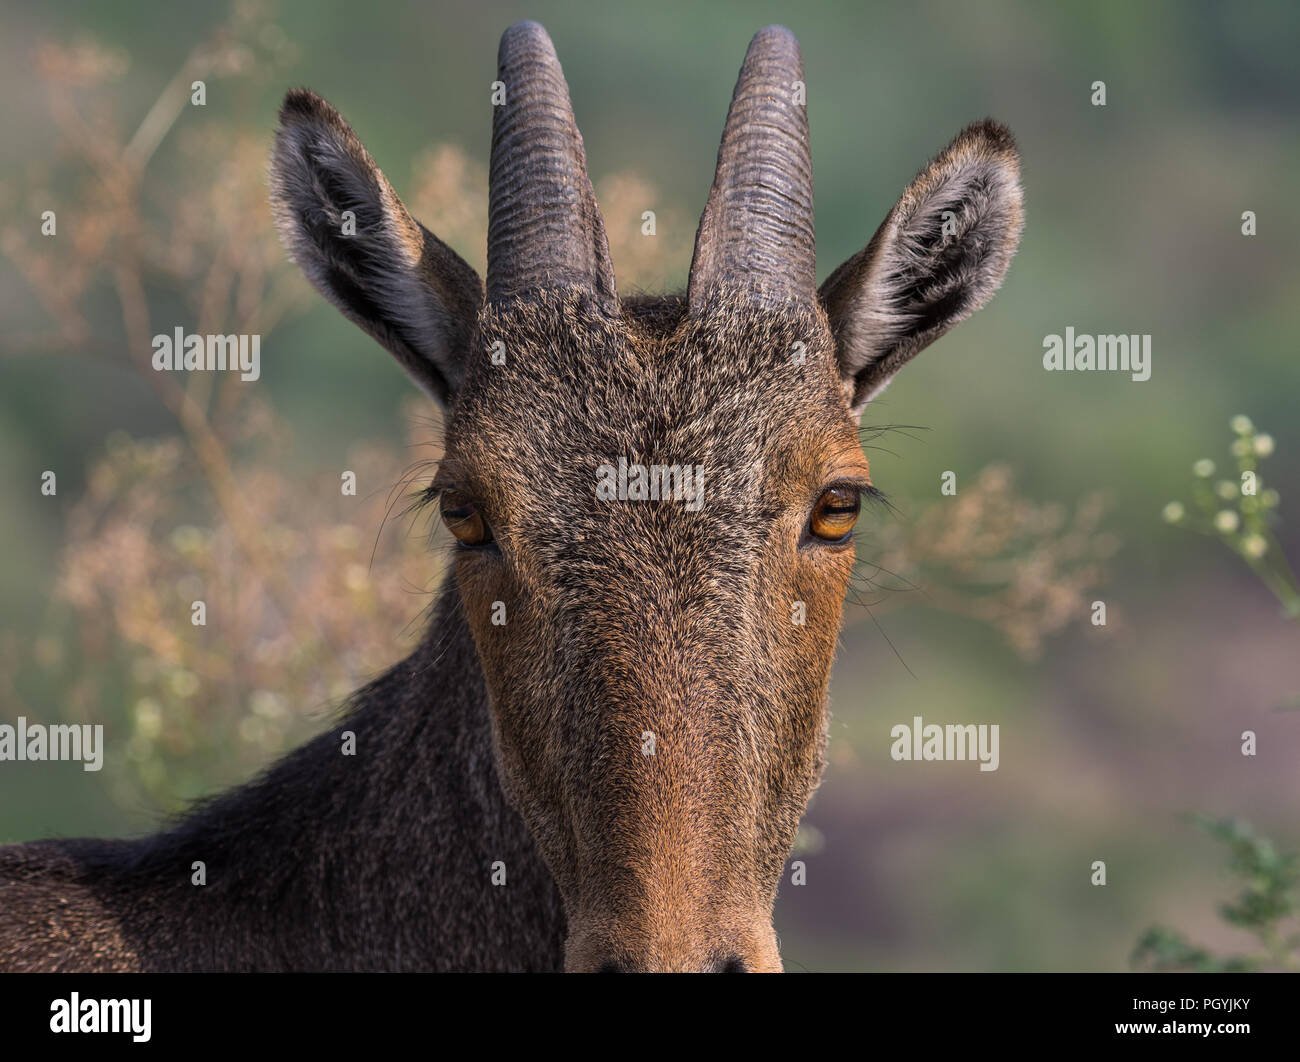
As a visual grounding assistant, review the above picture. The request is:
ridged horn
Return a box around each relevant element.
[486,21,617,307]
[688,26,815,307]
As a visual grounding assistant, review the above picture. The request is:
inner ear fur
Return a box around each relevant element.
[269,88,483,405]
[820,119,1024,413]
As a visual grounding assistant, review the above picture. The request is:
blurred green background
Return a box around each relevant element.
[1,0,1298,971]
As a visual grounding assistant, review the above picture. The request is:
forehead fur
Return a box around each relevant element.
[438,286,863,592]
[444,286,854,492]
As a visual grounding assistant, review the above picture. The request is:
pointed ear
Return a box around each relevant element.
[820,119,1023,415]
[269,89,483,406]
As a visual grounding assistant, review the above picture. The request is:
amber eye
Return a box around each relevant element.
[440,496,493,547]
[809,485,862,542]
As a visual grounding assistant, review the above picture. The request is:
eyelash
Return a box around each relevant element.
[803,480,883,548]
[422,481,884,549]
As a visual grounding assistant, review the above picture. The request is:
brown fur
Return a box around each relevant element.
[0,22,1021,972]
[443,286,865,970]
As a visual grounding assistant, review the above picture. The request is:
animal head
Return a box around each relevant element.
[269,21,1022,971]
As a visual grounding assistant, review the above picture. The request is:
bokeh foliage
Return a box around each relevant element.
[1,0,1298,971]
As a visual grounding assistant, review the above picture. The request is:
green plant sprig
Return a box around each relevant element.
[1133,815,1300,973]
[1163,416,1300,618]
